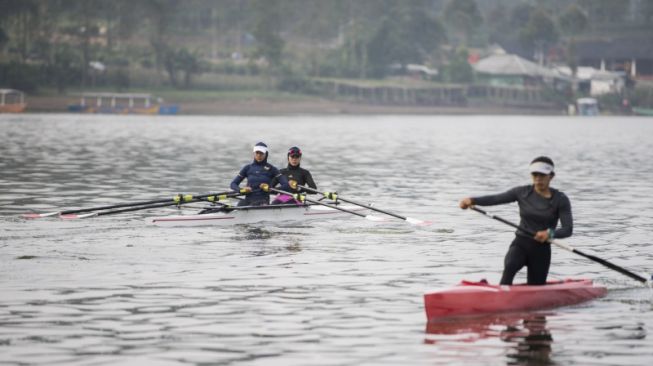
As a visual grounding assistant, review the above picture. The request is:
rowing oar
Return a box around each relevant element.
[297,185,430,225]
[470,206,651,286]
[60,192,242,219]
[261,184,386,222]
[24,191,240,219]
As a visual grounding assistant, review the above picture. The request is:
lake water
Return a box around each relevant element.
[1,114,652,365]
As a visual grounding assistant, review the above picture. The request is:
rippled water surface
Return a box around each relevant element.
[1,114,652,365]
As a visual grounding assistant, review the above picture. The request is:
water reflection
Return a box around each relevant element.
[425,313,554,365]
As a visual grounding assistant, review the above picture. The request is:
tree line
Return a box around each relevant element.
[0,0,651,93]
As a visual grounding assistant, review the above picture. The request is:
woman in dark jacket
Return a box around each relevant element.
[272,146,317,204]
[459,156,572,285]
[230,142,290,206]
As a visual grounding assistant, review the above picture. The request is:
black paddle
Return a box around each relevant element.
[470,206,651,285]
[60,192,243,219]
[262,185,386,222]
[297,184,430,225]
[24,191,240,219]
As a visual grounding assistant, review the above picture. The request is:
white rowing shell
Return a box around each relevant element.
[149,204,364,227]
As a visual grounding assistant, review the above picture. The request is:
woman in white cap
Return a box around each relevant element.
[458,156,573,285]
[230,142,290,206]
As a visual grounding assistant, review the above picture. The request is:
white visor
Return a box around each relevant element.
[529,162,554,175]
[253,145,268,154]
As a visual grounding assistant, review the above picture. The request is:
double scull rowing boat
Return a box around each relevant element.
[150,203,366,227]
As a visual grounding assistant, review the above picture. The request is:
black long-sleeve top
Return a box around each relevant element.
[472,185,573,239]
[272,164,317,193]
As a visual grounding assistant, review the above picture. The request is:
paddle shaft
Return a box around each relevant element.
[297,185,409,220]
[49,191,237,215]
[64,192,241,218]
[94,199,203,216]
[269,187,369,218]
[471,206,648,284]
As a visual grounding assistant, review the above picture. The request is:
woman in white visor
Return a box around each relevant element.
[458,156,573,285]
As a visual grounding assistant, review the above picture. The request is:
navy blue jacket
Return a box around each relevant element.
[230,160,290,203]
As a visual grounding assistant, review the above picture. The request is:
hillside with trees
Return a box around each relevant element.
[1,0,652,111]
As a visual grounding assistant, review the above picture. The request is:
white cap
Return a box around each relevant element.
[253,145,268,154]
[529,162,554,175]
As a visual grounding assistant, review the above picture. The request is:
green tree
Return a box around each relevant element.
[558,4,588,35]
[252,0,285,68]
[558,4,587,78]
[0,0,39,61]
[578,0,630,23]
[510,2,535,30]
[366,2,446,78]
[443,0,482,46]
[144,0,181,81]
[443,47,473,83]
[519,8,558,62]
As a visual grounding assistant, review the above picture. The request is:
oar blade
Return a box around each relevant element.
[405,217,432,226]
[22,211,60,219]
[60,212,98,220]
[365,215,388,222]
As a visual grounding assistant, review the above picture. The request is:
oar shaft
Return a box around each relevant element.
[471,206,648,284]
[60,198,178,214]
[297,185,409,221]
[61,192,241,218]
[95,200,201,216]
[563,245,647,283]
[43,191,236,216]
[269,187,367,218]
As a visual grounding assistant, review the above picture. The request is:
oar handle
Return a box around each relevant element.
[470,206,649,285]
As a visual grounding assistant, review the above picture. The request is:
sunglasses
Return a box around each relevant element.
[531,172,548,177]
[289,154,301,158]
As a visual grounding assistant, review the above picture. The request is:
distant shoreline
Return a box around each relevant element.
[20,94,567,116]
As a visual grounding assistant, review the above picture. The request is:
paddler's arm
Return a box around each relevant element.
[271,166,291,191]
[304,171,317,192]
[230,166,251,193]
[554,193,573,239]
[459,187,520,209]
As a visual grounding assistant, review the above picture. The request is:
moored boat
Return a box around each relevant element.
[150,202,366,227]
[632,106,653,116]
[0,89,27,113]
[424,279,607,320]
[68,92,179,115]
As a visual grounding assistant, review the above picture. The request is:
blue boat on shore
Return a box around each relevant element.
[68,93,179,115]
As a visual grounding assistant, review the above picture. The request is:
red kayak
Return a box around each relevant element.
[424,279,607,320]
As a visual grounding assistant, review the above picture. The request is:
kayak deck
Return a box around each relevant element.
[424,279,607,320]
[149,203,365,227]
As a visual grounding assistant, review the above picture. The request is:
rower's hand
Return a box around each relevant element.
[534,230,550,243]
[289,180,297,190]
[240,187,252,194]
[459,197,473,209]
[259,183,270,192]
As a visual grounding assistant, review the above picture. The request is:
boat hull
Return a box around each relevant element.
[0,103,26,113]
[67,105,177,115]
[150,203,364,227]
[632,107,653,116]
[424,279,607,320]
